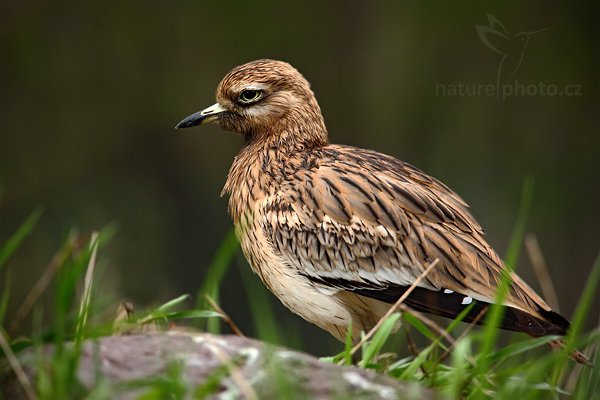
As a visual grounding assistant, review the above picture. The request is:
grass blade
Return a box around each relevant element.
[75,232,100,344]
[138,310,221,325]
[0,272,10,327]
[478,176,534,371]
[0,207,43,271]
[402,312,438,343]
[551,252,600,384]
[504,175,535,269]
[195,229,238,333]
[155,294,191,312]
[360,312,401,368]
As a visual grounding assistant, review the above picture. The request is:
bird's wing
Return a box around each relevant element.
[261,145,569,336]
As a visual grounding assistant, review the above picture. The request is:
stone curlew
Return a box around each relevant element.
[176,59,588,364]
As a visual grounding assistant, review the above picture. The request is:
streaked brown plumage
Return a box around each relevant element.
[176,59,588,363]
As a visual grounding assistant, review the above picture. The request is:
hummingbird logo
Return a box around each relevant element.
[476,13,551,100]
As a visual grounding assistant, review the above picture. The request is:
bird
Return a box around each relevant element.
[175,59,588,364]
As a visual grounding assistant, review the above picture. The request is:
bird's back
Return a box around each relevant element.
[227,143,570,339]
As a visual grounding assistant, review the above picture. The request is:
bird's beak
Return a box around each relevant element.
[175,103,228,129]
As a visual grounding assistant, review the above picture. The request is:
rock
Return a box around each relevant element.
[2,331,437,399]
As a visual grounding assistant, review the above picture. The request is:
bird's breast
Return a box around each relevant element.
[233,197,357,338]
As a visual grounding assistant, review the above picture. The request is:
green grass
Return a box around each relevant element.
[1,187,599,399]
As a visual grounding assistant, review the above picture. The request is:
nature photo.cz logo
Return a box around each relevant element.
[435,13,583,101]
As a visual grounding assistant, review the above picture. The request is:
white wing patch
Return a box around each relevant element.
[461,296,473,305]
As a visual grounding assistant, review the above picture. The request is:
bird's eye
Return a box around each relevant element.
[238,89,262,104]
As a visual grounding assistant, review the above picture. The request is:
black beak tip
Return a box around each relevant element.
[175,111,205,130]
[174,119,194,130]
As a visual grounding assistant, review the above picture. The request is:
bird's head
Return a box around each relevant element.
[176,59,329,149]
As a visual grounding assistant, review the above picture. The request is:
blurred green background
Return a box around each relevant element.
[1,1,598,355]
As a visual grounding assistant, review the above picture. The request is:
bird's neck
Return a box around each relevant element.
[221,140,295,223]
[223,132,325,223]
[246,100,330,152]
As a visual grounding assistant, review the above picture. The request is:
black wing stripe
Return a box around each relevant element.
[355,286,567,337]
[303,274,569,337]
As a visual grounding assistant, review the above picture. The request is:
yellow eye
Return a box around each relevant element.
[239,89,262,104]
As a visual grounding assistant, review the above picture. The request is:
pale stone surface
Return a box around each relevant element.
[2,331,437,399]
